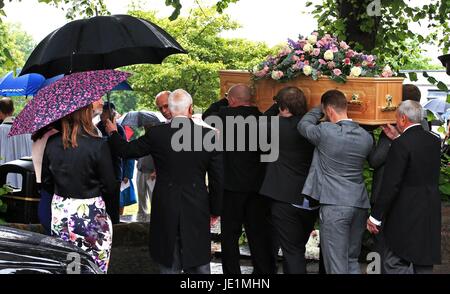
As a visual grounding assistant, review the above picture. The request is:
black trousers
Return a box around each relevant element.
[271,200,318,274]
[104,181,121,225]
[221,191,277,274]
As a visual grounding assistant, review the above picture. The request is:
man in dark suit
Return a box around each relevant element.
[259,86,317,274]
[204,84,277,274]
[367,100,441,274]
[105,89,223,274]
[96,102,126,224]
[370,84,429,207]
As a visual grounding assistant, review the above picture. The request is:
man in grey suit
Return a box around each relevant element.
[297,90,373,274]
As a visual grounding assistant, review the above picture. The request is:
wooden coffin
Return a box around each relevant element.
[218,70,405,125]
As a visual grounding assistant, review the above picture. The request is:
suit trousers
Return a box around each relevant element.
[381,240,433,274]
[221,191,277,274]
[319,204,368,274]
[136,170,152,215]
[271,200,319,274]
[159,235,211,274]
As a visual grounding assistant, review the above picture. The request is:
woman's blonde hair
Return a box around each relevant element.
[61,104,98,149]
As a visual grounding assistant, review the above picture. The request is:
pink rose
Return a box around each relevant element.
[304,60,310,65]
[295,50,304,55]
[312,31,319,36]
[300,55,305,61]
[366,55,375,63]
[292,55,300,62]
[312,48,321,56]
[318,59,327,65]
[298,40,307,49]
[339,41,350,50]
[333,68,342,76]
[327,61,336,69]
[346,50,355,58]
[344,58,351,65]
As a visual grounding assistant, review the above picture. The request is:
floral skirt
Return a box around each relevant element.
[51,195,113,273]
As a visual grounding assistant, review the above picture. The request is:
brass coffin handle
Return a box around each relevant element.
[381,94,398,112]
[348,93,362,106]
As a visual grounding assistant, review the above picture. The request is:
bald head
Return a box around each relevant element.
[168,89,193,117]
[155,91,172,119]
[228,84,252,107]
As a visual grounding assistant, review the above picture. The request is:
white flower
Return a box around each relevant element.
[303,43,313,53]
[303,65,313,76]
[324,49,334,61]
[350,66,362,77]
[307,34,318,44]
[271,70,284,80]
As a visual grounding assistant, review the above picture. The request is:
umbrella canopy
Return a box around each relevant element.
[117,110,164,127]
[39,73,132,92]
[9,69,130,136]
[19,14,186,78]
[423,98,450,114]
[0,70,45,96]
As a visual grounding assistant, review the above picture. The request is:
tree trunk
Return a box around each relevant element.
[338,0,381,51]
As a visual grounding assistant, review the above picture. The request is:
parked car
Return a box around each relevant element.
[0,225,102,274]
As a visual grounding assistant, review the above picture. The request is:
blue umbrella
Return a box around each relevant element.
[112,81,132,91]
[40,74,64,89]
[0,70,45,96]
[423,98,450,114]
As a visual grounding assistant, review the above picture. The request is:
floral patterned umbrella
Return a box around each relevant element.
[8,69,131,136]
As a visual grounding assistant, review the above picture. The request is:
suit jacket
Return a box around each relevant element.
[202,98,228,120]
[41,133,116,199]
[297,107,373,208]
[371,125,441,265]
[108,118,224,268]
[259,116,315,205]
[368,132,392,206]
[97,120,126,181]
[368,120,429,206]
[217,106,266,193]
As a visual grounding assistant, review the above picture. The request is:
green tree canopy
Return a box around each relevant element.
[126,7,273,112]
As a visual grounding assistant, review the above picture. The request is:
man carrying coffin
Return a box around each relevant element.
[298,90,373,274]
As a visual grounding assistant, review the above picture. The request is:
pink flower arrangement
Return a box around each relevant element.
[251,32,392,83]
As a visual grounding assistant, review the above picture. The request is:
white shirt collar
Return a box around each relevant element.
[403,123,421,133]
[336,118,353,124]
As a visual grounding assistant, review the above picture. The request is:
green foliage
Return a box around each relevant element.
[128,8,273,111]
[307,0,449,72]
[37,0,109,20]
[164,0,237,20]
[0,184,11,223]
[440,155,450,202]
[7,23,35,61]
[0,21,27,75]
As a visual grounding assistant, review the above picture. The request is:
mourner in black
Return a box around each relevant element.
[105,89,223,274]
[259,87,317,274]
[367,100,441,274]
[96,102,126,224]
[205,84,277,274]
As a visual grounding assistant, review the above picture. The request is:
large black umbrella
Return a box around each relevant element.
[19,14,186,78]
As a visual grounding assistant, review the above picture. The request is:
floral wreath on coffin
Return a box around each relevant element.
[251,32,394,83]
